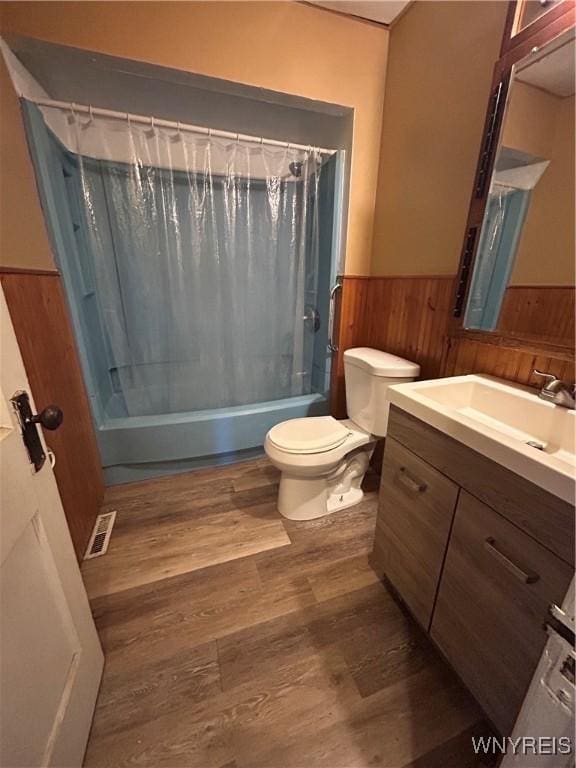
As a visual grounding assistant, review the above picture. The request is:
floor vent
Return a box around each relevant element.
[84,510,117,560]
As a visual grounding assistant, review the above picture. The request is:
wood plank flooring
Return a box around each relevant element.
[82,458,495,768]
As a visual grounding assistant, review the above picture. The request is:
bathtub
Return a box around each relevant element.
[97,392,329,485]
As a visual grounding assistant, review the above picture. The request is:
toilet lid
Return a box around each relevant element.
[268,416,351,454]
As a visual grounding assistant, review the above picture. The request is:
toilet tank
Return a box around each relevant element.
[343,348,420,436]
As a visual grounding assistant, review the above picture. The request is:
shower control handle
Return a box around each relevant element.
[303,306,321,333]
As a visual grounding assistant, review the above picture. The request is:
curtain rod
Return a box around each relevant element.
[23,96,337,156]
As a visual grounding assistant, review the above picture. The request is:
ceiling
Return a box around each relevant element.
[307,1,411,25]
[516,34,575,97]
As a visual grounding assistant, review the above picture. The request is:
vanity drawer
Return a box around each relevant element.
[372,437,458,630]
[431,491,573,735]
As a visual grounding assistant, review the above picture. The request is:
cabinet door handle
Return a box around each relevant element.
[484,537,539,585]
[397,466,427,493]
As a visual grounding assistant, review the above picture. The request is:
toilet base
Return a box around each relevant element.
[276,445,374,521]
[326,486,364,514]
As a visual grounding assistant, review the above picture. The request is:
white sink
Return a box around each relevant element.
[388,374,575,504]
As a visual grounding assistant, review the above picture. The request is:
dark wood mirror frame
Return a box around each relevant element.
[450,0,576,362]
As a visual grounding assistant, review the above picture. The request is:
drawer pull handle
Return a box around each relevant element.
[484,537,539,584]
[397,467,427,493]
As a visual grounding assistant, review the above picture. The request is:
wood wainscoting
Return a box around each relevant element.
[444,336,575,386]
[331,276,455,416]
[1,268,103,560]
[499,286,575,344]
[332,275,575,417]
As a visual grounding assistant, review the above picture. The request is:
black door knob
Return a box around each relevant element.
[31,405,64,431]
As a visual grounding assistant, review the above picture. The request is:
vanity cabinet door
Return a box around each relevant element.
[431,491,573,735]
[372,438,459,630]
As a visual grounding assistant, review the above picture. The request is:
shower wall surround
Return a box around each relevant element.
[24,102,341,483]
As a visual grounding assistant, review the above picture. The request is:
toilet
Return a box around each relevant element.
[265,347,420,520]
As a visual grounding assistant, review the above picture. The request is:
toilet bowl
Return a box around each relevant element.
[265,348,420,520]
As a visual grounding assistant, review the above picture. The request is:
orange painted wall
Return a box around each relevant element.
[0,1,389,274]
[371,0,508,277]
[0,55,55,270]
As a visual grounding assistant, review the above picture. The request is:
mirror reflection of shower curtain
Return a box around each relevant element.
[465,184,530,331]
[35,105,324,416]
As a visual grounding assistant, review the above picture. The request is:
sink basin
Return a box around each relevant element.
[388,374,575,504]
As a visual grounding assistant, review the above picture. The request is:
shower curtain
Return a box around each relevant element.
[465,183,530,330]
[36,105,324,416]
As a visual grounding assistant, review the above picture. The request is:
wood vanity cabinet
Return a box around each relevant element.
[371,405,574,735]
[431,491,572,735]
[372,437,458,629]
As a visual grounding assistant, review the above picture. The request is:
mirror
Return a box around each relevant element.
[514,0,564,35]
[464,29,575,347]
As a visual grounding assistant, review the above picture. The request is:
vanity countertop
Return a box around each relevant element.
[388,374,575,505]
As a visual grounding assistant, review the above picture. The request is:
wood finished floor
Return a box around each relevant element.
[82,458,494,768]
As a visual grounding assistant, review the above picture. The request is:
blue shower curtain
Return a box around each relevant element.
[29,103,326,417]
[465,184,530,331]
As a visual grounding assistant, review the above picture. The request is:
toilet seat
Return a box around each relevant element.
[267,416,352,455]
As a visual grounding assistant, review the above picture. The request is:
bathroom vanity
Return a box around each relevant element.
[370,375,575,736]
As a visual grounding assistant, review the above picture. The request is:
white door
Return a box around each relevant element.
[0,286,103,768]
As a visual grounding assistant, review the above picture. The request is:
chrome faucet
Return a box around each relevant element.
[533,370,575,410]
